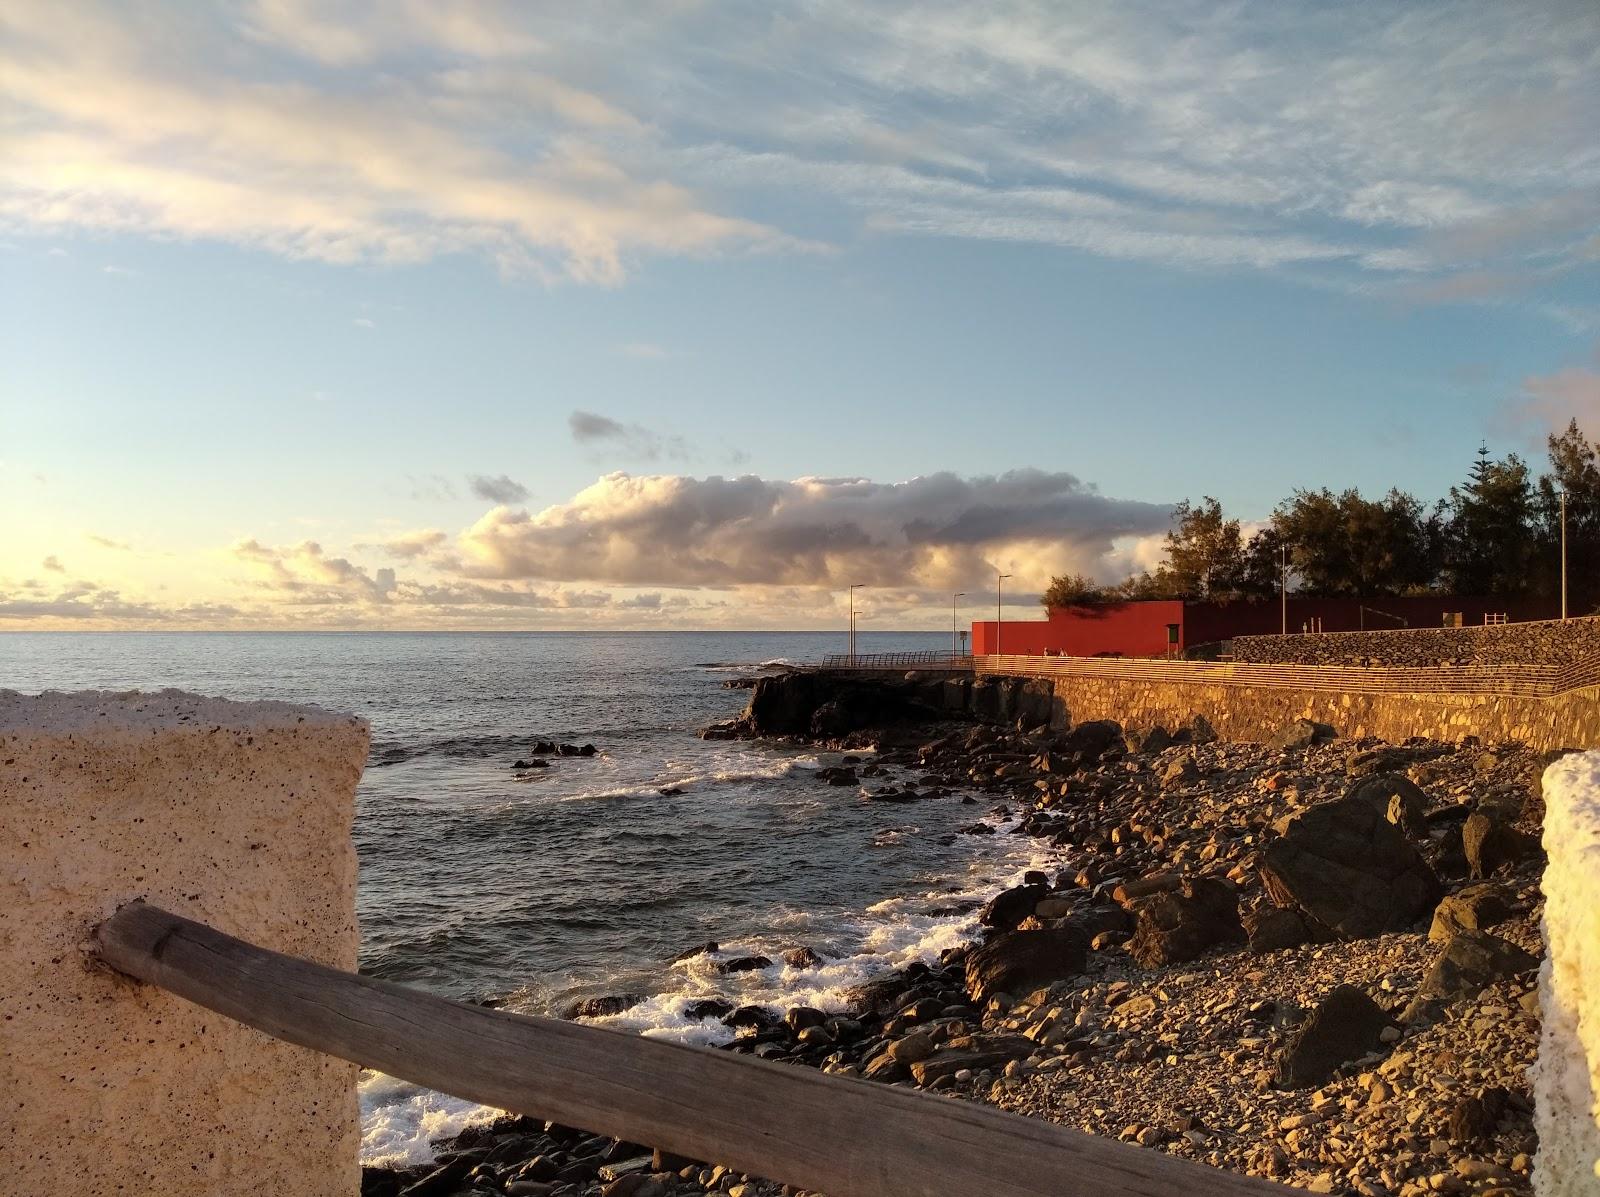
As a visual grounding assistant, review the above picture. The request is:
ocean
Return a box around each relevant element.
[2,631,1050,1165]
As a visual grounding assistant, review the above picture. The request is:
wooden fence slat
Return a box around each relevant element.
[92,902,1294,1197]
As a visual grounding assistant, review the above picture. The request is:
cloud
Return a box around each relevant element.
[2,1,1593,304]
[85,533,132,550]
[615,342,672,360]
[0,578,238,624]
[353,316,376,329]
[407,474,458,502]
[1506,363,1600,437]
[364,528,449,560]
[0,2,803,284]
[468,474,530,504]
[459,468,1171,595]
[232,538,396,604]
[568,410,690,461]
[41,555,65,572]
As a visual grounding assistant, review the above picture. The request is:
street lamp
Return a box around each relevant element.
[1560,488,1569,621]
[996,572,1012,657]
[1279,543,1290,635]
[848,584,865,662]
[952,592,965,659]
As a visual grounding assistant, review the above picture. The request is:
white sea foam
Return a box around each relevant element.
[358,1070,502,1167]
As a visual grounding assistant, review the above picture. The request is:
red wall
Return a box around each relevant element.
[972,595,1561,658]
[972,601,1184,657]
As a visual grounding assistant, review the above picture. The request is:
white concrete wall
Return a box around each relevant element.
[0,689,369,1197]
[1534,751,1600,1195]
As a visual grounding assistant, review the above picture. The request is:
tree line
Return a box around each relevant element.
[1042,419,1600,612]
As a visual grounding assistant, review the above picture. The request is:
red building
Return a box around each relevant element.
[971,596,1556,658]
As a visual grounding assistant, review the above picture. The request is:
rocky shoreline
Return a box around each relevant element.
[363,669,1555,1197]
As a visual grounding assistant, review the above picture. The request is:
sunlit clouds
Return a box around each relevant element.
[2,470,1173,629]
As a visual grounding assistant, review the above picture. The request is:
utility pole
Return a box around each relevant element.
[996,571,1012,657]
[1561,489,1569,621]
[1279,543,1289,635]
[848,584,864,663]
[952,592,964,658]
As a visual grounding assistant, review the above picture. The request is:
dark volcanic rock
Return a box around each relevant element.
[979,883,1048,932]
[1462,811,1537,879]
[1260,795,1442,939]
[1244,905,1311,954]
[1276,984,1394,1088]
[670,941,718,962]
[683,998,734,1020]
[564,993,643,1019]
[1345,772,1430,835]
[1062,719,1124,765]
[1125,877,1245,967]
[1428,883,1513,943]
[964,928,1088,1003]
[783,945,823,969]
[1269,718,1338,751]
[1416,930,1539,1005]
[718,954,773,974]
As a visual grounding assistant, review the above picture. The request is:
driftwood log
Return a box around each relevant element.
[94,901,1293,1197]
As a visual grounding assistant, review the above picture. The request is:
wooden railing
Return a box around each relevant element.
[973,653,1600,698]
[93,902,1292,1197]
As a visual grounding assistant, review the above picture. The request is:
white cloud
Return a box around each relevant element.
[458,468,1171,594]
[0,3,803,284]
[0,1,1593,300]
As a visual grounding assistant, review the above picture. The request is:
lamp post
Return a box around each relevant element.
[996,572,1012,657]
[1279,543,1289,635]
[848,584,864,663]
[1561,488,1569,621]
[952,592,965,659]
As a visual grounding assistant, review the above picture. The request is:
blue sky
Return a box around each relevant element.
[3,1,1599,629]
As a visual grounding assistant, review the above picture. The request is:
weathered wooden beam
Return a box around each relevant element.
[93,902,1293,1197]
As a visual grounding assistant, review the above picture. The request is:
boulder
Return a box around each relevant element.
[979,883,1048,931]
[565,994,642,1019]
[1125,876,1245,968]
[964,928,1087,1004]
[782,946,823,969]
[1462,811,1537,879]
[1161,754,1201,790]
[1244,905,1311,954]
[1276,985,1394,1088]
[1125,725,1173,754]
[717,955,772,974]
[1428,884,1513,943]
[1269,718,1337,751]
[1259,796,1442,939]
[1345,773,1430,836]
[1013,680,1055,728]
[1186,714,1219,744]
[683,998,734,1020]
[1063,719,1124,764]
[1416,931,1538,1005]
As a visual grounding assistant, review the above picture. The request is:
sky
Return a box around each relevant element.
[2,0,1599,631]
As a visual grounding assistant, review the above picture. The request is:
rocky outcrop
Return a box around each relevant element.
[1260,795,1442,939]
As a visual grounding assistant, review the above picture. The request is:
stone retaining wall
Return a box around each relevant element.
[932,671,1600,752]
[1532,752,1600,1194]
[1230,616,1600,668]
[0,689,369,1197]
